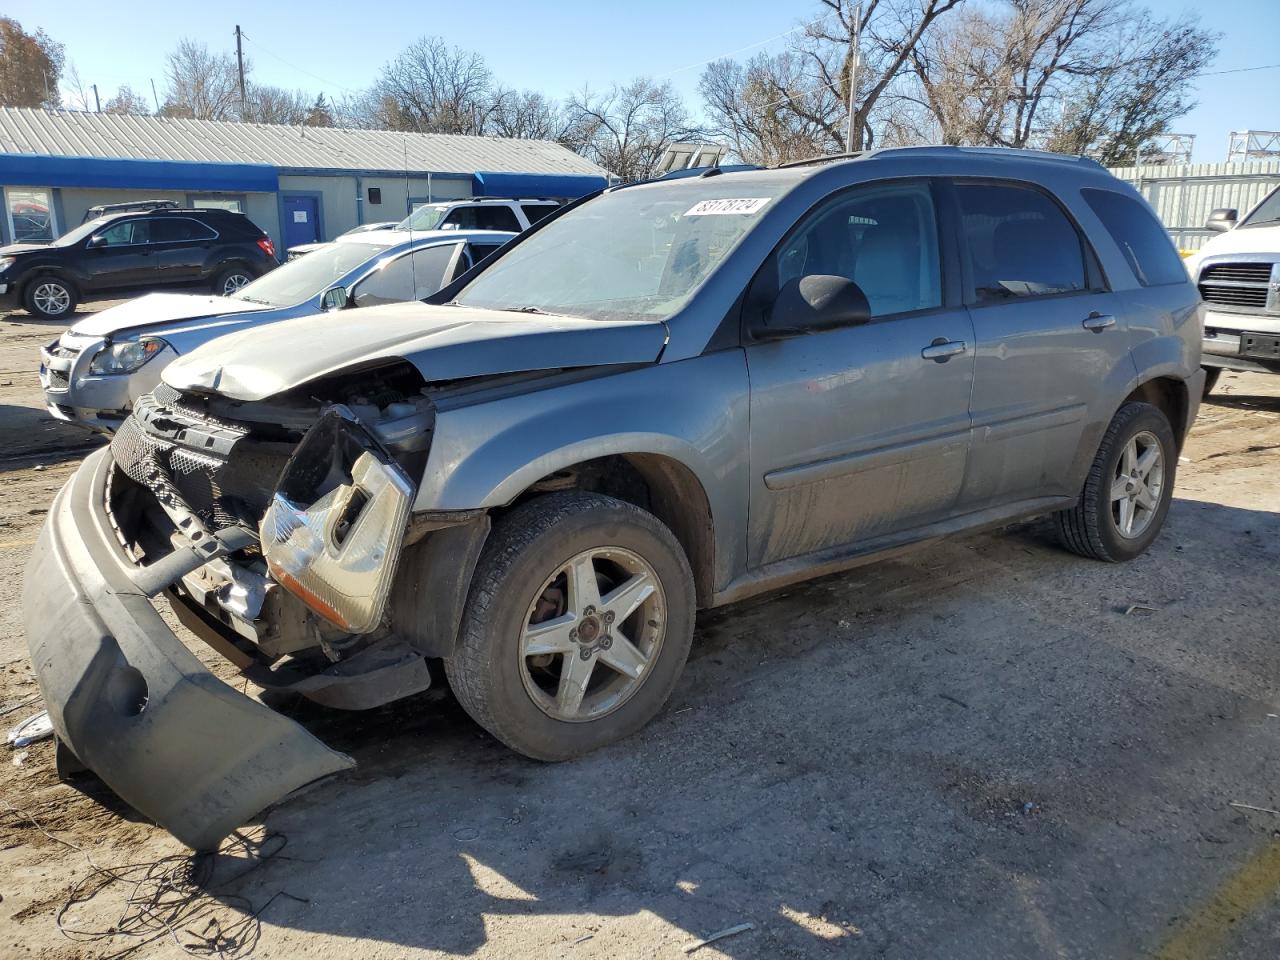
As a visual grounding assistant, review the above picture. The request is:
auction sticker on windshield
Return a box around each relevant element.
[684,198,771,216]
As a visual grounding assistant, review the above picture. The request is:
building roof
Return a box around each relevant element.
[0,107,606,178]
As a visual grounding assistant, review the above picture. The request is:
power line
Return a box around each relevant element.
[237,32,364,95]
[1197,62,1280,77]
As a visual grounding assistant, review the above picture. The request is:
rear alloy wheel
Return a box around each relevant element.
[24,276,78,319]
[214,268,253,296]
[446,492,695,761]
[1054,401,1177,562]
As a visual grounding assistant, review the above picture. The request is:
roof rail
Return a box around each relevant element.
[865,145,1106,169]
[774,152,866,169]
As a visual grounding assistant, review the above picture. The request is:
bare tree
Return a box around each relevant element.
[700,53,839,164]
[800,0,965,151]
[0,17,64,108]
[160,38,244,120]
[61,61,92,112]
[907,0,1217,159]
[103,84,151,116]
[244,85,311,125]
[564,78,700,181]
[372,36,494,134]
[489,88,564,140]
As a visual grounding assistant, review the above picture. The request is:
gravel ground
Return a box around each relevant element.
[0,302,1277,960]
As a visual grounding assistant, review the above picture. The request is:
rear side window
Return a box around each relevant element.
[475,206,521,232]
[353,243,461,307]
[521,204,558,225]
[152,218,217,243]
[955,182,1087,303]
[1081,189,1186,286]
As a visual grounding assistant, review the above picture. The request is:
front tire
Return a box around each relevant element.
[446,492,695,761]
[1054,401,1177,562]
[23,275,78,319]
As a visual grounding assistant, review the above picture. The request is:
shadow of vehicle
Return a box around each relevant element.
[92,494,1274,959]
[0,403,104,473]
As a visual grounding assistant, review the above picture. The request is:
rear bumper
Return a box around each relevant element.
[23,448,353,850]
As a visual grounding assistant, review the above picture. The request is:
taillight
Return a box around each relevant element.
[256,236,275,258]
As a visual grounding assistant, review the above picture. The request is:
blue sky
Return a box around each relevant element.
[8,0,1278,162]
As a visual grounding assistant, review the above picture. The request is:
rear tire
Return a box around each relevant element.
[446,492,695,761]
[23,275,78,320]
[212,266,254,296]
[1054,401,1177,562]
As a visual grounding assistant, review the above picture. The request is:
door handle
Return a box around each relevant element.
[1082,313,1116,332]
[921,338,967,362]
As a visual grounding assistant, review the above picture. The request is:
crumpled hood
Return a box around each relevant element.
[162,301,669,401]
[66,292,270,338]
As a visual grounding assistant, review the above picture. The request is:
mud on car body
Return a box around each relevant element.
[24,148,1203,849]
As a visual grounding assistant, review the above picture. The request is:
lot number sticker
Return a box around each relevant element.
[684,198,771,216]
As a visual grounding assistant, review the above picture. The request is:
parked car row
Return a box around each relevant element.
[1,206,277,319]
[39,229,514,430]
[23,147,1205,852]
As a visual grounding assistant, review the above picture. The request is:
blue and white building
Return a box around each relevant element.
[0,107,608,253]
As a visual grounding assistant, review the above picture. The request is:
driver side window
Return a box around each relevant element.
[775,182,942,318]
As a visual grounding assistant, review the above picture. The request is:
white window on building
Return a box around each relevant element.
[188,196,244,213]
[6,187,57,243]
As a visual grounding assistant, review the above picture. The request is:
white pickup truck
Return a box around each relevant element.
[1186,186,1280,394]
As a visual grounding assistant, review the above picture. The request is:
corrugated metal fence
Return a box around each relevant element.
[1107,160,1280,251]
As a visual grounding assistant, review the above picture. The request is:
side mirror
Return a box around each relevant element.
[87,234,106,249]
[321,286,350,311]
[752,275,872,340]
[1206,208,1237,233]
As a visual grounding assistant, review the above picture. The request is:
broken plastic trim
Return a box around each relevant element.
[259,406,415,635]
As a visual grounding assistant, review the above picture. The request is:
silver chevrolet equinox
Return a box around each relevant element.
[23,147,1204,848]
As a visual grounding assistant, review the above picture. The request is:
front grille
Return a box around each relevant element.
[1199,261,1274,310]
[111,389,291,530]
[46,368,69,389]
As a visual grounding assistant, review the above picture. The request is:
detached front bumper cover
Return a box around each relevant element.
[23,448,353,851]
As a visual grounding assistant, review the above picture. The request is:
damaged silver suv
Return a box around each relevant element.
[24,148,1204,849]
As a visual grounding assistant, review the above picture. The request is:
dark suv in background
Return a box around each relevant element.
[0,207,278,319]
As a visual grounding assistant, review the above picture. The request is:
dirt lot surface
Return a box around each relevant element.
[0,303,1277,959]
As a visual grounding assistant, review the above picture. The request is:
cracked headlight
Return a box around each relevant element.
[260,407,415,635]
[89,337,168,375]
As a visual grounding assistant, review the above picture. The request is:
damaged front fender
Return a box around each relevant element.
[23,449,353,851]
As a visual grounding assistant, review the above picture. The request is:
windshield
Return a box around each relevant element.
[399,205,448,231]
[232,240,392,307]
[51,218,111,248]
[1241,186,1280,227]
[452,182,779,321]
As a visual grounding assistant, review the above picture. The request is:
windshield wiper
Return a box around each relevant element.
[236,295,271,305]
[502,305,548,315]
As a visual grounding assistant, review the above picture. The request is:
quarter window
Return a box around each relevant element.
[955,182,1088,303]
[774,181,942,318]
[1081,188,1186,287]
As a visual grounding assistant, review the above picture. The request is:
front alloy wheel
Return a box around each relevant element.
[447,492,695,761]
[520,546,667,722]
[28,279,75,318]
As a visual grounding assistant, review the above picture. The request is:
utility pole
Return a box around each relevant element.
[235,25,247,119]
[150,78,160,113]
[844,0,863,153]
[92,84,101,113]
